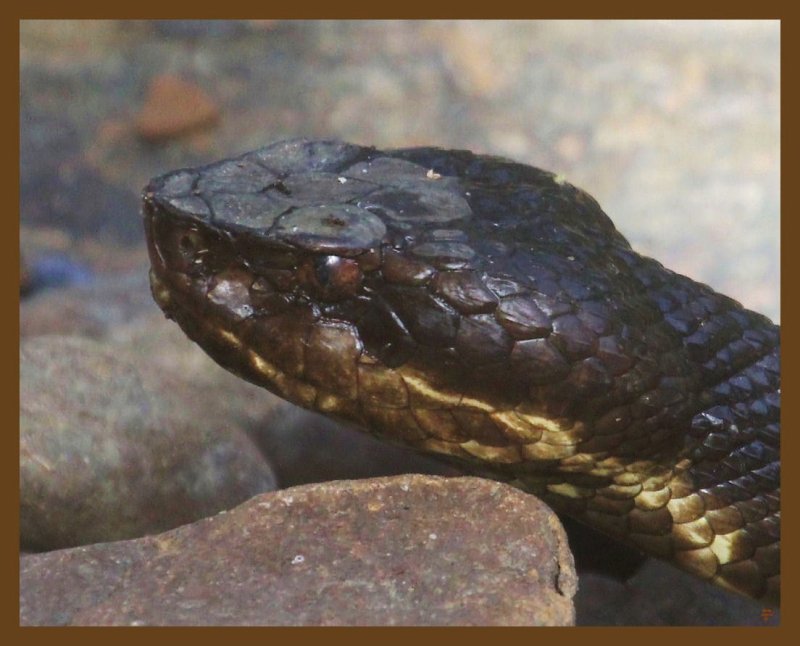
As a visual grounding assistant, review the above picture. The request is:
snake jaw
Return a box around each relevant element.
[148,269,172,312]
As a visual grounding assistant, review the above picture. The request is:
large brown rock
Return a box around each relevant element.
[20,476,577,626]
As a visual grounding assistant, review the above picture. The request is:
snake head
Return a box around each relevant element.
[143,139,779,603]
[142,138,705,444]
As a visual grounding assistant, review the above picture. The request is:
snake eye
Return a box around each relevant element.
[310,255,362,301]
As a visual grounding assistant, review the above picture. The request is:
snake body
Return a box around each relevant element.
[143,139,780,603]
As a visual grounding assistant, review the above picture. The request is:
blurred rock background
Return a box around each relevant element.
[19,20,780,626]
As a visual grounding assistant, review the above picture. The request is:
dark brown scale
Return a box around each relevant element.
[550,314,598,359]
[509,338,571,384]
[495,295,552,339]
[381,249,436,285]
[143,138,780,604]
[382,286,460,348]
[454,314,514,366]
[431,271,498,314]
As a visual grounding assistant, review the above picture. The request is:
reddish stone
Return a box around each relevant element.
[20,476,577,626]
[135,74,220,142]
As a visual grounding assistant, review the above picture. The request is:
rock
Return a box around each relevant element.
[106,313,290,431]
[20,335,277,550]
[575,559,779,626]
[20,271,155,339]
[135,74,220,142]
[20,475,576,626]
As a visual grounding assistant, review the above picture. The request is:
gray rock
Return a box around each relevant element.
[20,335,277,550]
[575,559,779,626]
[20,475,576,626]
[106,312,291,433]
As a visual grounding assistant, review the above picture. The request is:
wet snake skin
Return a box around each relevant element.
[143,139,780,603]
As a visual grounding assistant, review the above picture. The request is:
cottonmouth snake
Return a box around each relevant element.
[143,139,780,603]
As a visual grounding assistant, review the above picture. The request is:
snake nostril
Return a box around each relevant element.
[177,229,203,260]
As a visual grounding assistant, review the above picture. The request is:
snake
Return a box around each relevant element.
[143,138,780,604]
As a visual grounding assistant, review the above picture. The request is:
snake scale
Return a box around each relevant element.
[143,139,780,603]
